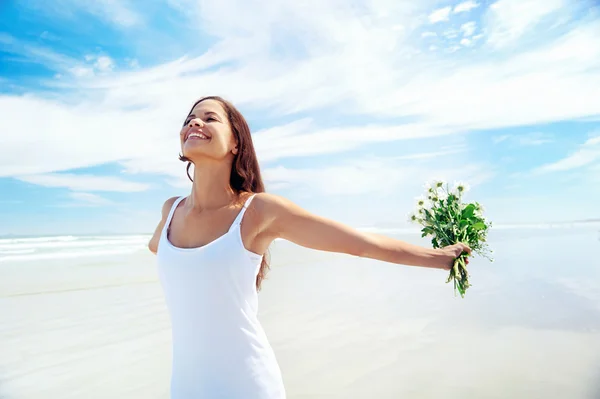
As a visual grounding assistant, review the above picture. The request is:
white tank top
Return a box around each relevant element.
[156,195,286,399]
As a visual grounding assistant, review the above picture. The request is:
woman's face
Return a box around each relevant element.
[180,99,238,162]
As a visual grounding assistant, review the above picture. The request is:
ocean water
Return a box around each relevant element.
[0,225,599,398]
[0,235,151,263]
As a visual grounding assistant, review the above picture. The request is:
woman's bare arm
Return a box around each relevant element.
[255,193,469,270]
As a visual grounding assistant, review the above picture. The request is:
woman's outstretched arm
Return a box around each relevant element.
[255,193,470,270]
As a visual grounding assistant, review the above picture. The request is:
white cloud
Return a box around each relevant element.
[428,7,452,23]
[253,121,457,163]
[443,29,460,39]
[71,54,116,76]
[354,21,600,128]
[517,133,554,146]
[453,0,480,13]
[389,146,466,160]
[68,66,95,78]
[485,0,566,48]
[494,132,553,146]
[68,192,114,206]
[421,31,437,38]
[94,56,115,73]
[263,155,492,197]
[16,173,151,192]
[24,0,142,28]
[0,35,117,78]
[460,38,473,47]
[1,0,599,184]
[117,119,460,187]
[460,21,477,37]
[0,33,82,74]
[534,133,600,173]
[0,94,178,177]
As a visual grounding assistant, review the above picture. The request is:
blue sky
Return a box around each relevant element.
[1,0,599,236]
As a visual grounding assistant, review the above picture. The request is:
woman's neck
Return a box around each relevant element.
[187,159,238,210]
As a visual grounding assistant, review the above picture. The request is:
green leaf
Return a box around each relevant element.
[472,222,486,230]
[462,203,476,219]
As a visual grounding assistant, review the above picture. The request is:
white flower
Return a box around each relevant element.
[415,195,427,208]
[453,181,470,195]
[434,179,446,189]
[407,212,421,224]
[437,191,448,201]
[423,181,435,194]
[474,203,485,215]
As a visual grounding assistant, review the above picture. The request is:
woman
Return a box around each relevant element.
[148,96,470,398]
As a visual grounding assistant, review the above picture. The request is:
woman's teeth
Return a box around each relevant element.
[188,132,209,140]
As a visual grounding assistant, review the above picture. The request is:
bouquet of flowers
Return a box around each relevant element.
[409,180,493,298]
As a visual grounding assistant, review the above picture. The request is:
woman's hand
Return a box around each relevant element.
[436,242,472,270]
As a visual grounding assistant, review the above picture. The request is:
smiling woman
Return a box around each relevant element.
[147,95,470,399]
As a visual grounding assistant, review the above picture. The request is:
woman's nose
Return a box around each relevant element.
[188,118,204,127]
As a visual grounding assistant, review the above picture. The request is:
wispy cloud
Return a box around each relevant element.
[253,122,457,163]
[533,133,600,173]
[0,33,117,78]
[0,33,80,73]
[85,55,115,73]
[493,132,554,146]
[119,120,461,189]
[263,155,492,197]
[1,0,599,188]
[460,21,477,37]
[23,0,142,28]
[454,1,480,14]
[17,173,150,192]
[485,0,566,48]
[517,134,554,146]
[68,192,114,206]
[429,7,452,24]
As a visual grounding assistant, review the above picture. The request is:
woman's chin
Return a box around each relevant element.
[181,149,215,162]
[183,142,210,155]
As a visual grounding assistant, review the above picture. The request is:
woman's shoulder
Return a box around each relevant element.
[160,196,183,220]
[249,192,281,210]
[249,192,298,219]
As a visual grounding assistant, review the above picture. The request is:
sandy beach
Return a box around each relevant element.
[1,226,599,399]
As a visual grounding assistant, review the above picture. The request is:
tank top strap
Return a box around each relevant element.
[163,196,186,236]
[228,194,257,232]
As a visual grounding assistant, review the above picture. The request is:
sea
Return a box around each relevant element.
[0,235,151,263]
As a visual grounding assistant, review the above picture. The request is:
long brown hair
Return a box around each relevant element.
[179,96,270,291]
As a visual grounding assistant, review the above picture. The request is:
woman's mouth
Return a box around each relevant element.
[187,132,210,141]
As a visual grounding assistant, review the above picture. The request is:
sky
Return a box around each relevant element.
[0,0,599,236]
